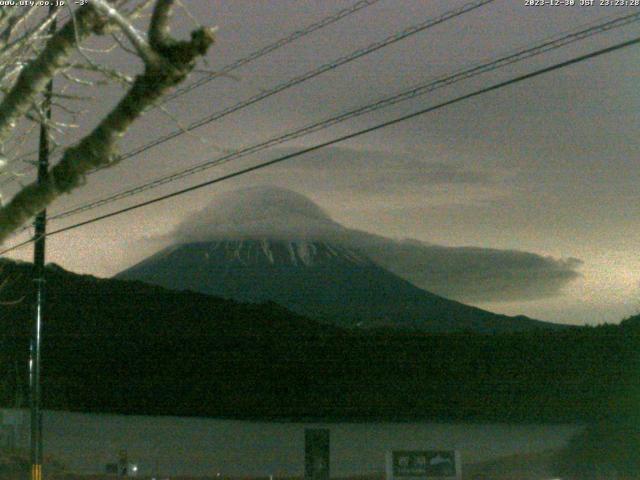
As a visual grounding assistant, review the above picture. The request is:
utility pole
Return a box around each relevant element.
[30,5,57,480]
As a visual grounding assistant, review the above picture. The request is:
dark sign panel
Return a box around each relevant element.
[387,450,460,480]
[305,429,330,480]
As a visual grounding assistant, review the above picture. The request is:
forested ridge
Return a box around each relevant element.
[0,259,638,423]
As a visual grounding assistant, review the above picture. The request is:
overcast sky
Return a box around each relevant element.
[2,0,639,325]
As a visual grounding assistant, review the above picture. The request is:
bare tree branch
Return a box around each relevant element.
[0,0,215,244]
[149,0,174,50]
[0,5,106,147]
[89,0,158,65]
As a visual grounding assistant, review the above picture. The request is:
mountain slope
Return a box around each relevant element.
[118,239,560,333]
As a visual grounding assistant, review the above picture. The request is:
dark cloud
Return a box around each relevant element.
[173,186,347,241]
[358,238,583,303]
[275,147,496,194]
[170,185,581,302]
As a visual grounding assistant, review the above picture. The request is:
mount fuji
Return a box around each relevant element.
[117,187,563,333]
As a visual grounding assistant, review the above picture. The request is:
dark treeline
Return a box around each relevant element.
[0,259,638,423]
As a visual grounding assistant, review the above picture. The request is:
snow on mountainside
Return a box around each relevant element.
[207,239,370,267]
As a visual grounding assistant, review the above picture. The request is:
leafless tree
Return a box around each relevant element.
[0,0,215,245]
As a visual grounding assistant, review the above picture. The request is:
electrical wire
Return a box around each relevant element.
[161,0,384,105]
[0,0,383,185]
[113,0,496,162]
[2,33,638,257]
[0,0,496,191]
[50,10,640,222]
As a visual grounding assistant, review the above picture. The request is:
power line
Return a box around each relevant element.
[161,0,383,104]
[4,9,638,249]
[101,0,496,161]
[2,0,497,207]
[50,10,640,223]
[0,0,383,186]
[1,33,637,257]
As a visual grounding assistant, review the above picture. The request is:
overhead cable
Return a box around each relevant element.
[50,10,640,222]
[1,33,637,257]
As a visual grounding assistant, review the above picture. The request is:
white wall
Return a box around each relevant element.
[1,409,583,477]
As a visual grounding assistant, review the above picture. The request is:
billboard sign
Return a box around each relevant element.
[386,450,461,480]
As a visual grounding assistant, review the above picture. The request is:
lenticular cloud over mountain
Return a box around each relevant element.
[173,186,350,242]
[167,185,580,303]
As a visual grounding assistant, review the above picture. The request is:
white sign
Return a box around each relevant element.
[386,450,461,480]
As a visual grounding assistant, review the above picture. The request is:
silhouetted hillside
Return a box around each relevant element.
[0,259,637,423]
[621,313,640,329]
